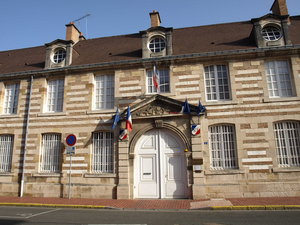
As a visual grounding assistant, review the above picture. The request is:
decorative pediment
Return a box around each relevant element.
[120,94,199,119]
[251,13,288,23]
[133,101,173,117]
[45,39,74,47]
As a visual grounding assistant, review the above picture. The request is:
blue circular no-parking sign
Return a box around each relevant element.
[66,134,77,146]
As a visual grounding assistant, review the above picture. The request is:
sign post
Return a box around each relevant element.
[69,154,72,199]
[66,134,76,199]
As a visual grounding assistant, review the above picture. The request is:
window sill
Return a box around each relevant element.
[0,114,21,119]
[37,112,67,117]
[0,172,14,176]
[272,167,300,173]
[84,173,117,178]
[32,173,62,177]
[205,169,245,175]
[203,100,239,106]
[263,96,300,103]
[86,109,116,115]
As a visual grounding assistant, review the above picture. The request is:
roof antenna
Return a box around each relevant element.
[72,12,92,38]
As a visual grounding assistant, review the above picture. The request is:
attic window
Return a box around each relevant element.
[261,26,281,41]
[53,49,66,64]
[148,38,166,53]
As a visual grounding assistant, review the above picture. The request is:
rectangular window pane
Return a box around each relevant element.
[210,125,237,170]
[274,122,300,167]
[205,65,230,101]
[95,75,114,109]
[93,132,114,173]
[3,83,20,114]
[0,135,13,172]
[265,60,293,98]
[41,134,61,172]
[147,70,170,94]
[47,79,64,112]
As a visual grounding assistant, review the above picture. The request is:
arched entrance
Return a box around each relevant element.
[134,128,188,199]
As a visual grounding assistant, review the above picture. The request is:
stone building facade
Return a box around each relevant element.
[0,0,299,199]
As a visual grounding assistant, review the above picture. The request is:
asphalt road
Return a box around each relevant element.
[0,206,299,225]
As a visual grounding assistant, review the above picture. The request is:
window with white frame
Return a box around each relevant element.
[41,134,61,173]
[148,38,166,53]
[52,49,66,64]
[265,60,294,98]
[147,70,170,93]
[92,132,114,173]
[0,135,14,172]
[3,83,20,114]
[274,121,300,167]
[47,79,64,112]
[94,75,114,110]
[204,65,231,101]
[210,125,237,170]
[261,26,282,41]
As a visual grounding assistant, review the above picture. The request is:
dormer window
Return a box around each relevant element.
[261,26,281,41]
[44,22,82,69]
[140,10,173,58]
[148,37,166,53]
[53,49,66,64]
[251,14,291,48]
[44,39,74,69]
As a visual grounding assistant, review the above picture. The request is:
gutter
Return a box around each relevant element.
[20,75,33,197]
[1,45,300,78]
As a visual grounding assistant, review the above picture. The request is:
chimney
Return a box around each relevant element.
[270,0,290,24]
[79,32,86,41]
[65,22,81,43]
[149,10,161,27]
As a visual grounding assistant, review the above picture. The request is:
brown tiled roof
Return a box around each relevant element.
[1,16,300,75]
[72,33,142,66]
[0,46,46,75]
[172,21,256,55]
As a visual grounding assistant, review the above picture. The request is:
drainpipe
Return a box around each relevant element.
[20,76,33,197]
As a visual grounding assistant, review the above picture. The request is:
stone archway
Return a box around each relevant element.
[129,121,191,158]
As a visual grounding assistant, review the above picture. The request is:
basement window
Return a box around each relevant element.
[52,49,66,64]
[261,26,282,41]
[148,38,166,53]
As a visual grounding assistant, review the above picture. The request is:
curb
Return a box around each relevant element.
[211,205,300,210]
[0,202,300,210]
[0,203,105,209]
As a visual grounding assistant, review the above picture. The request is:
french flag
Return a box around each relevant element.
[126,105,132,132]
[153,59,159,90]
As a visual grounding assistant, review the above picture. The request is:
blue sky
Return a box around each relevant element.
[1,0,299,52]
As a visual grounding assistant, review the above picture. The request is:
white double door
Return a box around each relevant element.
[134,129,188,199]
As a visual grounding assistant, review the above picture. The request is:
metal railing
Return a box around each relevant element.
[92,132,114,173]
[0,135,13,172]
[210,125,237,170]
[274,122,300,167]
[41,134,61,172]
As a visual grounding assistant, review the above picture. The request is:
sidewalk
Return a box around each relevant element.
[0,196,300,210]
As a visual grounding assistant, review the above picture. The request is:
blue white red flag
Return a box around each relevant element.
[192,125,201,135]
[153,59,159,90]
[126,105,132,132]
[110,107,119,130]
[119,130,128,140]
